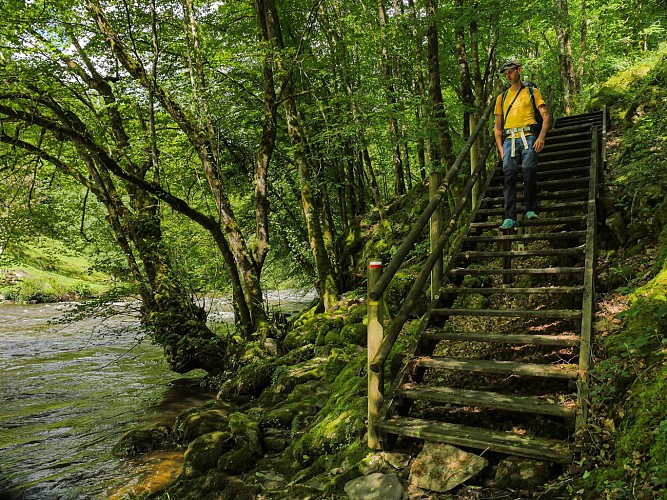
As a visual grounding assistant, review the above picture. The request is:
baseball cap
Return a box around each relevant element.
[500,59,522,73]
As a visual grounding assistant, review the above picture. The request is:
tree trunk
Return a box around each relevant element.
[408,0,428,182]
[578,0,587,90]
[262,0,339,309]
[424,0,455,171]
[378,0,406,196]
[555,0,576,114]
[87,0,267,330]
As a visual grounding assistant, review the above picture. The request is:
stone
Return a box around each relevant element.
[112,425,172,456]
[494,456,552,490]
[263,337,282,357]
[408,442,488,493]
[181,431,232,478]
[344,472,404,500]
[382,451,412,470]
[175,408,231,443]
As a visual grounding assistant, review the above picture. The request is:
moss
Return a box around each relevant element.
[216,358,277,401]
[343,303,367,325]
[175,406,234,443]
[181,431,232,478]
[282,316,330,350]
[228,412,262,454]
[287,352,367,463]
[324,328,343,346]
[216,446,258,475]
[324,348,353,381]
[113,425,172,456]
[269,356,328,395]
[339,323,367,346]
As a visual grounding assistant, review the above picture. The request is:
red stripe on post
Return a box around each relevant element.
[369,261,382,269]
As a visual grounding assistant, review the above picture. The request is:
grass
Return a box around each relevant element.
[1,237,111,302]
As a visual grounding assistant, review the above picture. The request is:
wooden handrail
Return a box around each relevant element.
[368,92,500,302]
[576,126,599,431]
[369,139,495,374]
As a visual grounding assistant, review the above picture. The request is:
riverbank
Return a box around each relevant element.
[0,237,112,303]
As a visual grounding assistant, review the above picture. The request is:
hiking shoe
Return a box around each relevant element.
[525,211,539,220]
[499,218,516,229]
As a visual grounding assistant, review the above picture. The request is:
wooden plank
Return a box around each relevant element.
[379,417,573,462]
[456,248,584,258]
[414,356,580,379]
[477,201,587,215]
[421,330,581,346]
[441,286,584,294]
[397,385,577,417]
[483,189,589,205]
[464,231,586,243]
[431,308,581,319]
[487,177,589,193]
[449,267,584,276]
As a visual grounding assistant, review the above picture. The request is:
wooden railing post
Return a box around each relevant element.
[367,260,384,450]
[469,115,481,208]
[429,172,443,301]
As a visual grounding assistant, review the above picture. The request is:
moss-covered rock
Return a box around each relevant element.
[260,379,329,429]
[288,352,367,463]
[175,405,234,443]
[181,431,233,478]
[270,356,328,395]
[216,358,277,401]
[112,424,172,456]
[340,323,367,346]
[217,445,259,475]
[228,412,263,455]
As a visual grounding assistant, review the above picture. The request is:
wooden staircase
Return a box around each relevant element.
[375,111,605,463]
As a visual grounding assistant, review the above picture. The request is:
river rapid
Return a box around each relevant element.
[0,291,314,499]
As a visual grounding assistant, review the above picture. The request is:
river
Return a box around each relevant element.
[0,291,314,499]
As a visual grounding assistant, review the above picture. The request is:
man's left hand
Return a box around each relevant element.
[533,137,545,153]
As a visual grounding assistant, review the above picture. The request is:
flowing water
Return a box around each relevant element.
[0,290,314,499]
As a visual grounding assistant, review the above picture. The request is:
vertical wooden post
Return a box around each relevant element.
[367,260,384,450]
[429,172,442,301]
[469,115,481,208]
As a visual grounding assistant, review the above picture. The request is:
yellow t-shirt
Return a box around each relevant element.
[494,86,545,130]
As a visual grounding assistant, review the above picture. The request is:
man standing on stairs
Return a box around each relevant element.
[494,59,551,230]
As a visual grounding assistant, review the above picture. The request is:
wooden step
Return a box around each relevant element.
[379,417,574,463]
[492,165,589,182]
[464,230,587,243]
[477,201,587,216]
[483,189,588,205]
[449,267,584,276]
[469,217,586,230]
[548,123,596,135]
[397,384,577,418]
[413,356,579,379]
[441,285,584,294]
[422,329,581,347]
[456,248,584,259]
[431,308,581,319]
[538,164,590,176]
[542,139,591,152]
[487,177,589,193]
[539,147,592,160]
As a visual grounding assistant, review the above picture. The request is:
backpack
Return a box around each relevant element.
[500,81,543,134]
